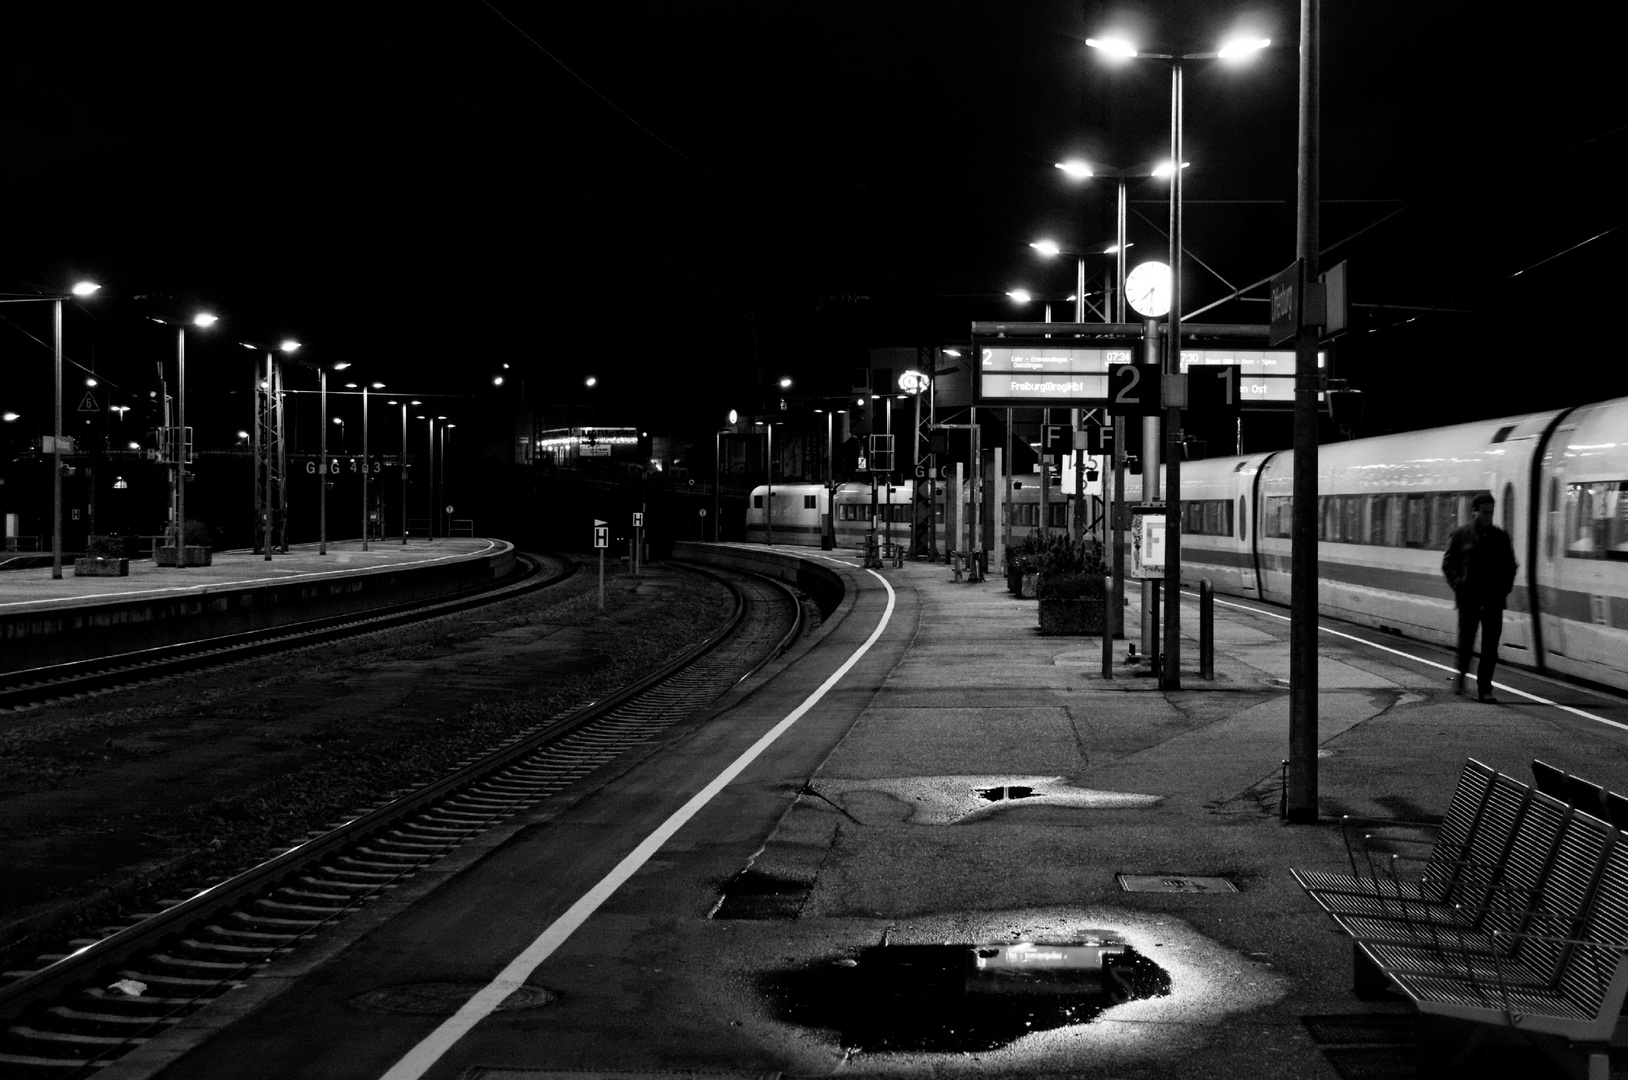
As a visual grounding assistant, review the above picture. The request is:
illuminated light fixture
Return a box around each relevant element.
[2,412,19,422]
[1054,160,1093,180]
[113,476,128,489]
[1030,239,1062,257]
[1151,160,1191,178]
[1104,242,1134,254]
[333,361,351,371]
[585,376,597,388]
[71,281,100,297]
[1007,289,1033,303]
[1217,36,1271,59]
[192,312,217,328]
[1085,36,1137,58]
[493,375,504,386]
[86,377,98,387]
[779,376,792,389]
[943,348,961,357]
[280,339,300,353]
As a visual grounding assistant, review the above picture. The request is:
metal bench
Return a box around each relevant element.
[1295,766,1628,1079]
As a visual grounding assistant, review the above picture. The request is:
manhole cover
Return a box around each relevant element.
[351,982,557,1014]
[1116,874,1237,894]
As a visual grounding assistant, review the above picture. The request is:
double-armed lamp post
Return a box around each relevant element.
[1085,29,1269,688]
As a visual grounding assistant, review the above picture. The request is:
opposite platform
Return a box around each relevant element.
[0,538,515,672]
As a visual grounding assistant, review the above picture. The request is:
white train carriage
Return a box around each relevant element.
[1162,397,1628,692]
[1533,398,1628,688]
[744,482,927,548]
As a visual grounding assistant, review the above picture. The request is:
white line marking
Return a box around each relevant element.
[378,569,897,1080]
[1211,596,1628,733]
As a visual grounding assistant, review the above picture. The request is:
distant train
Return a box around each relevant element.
[743,398,1628,692]
[744,474,1069,550]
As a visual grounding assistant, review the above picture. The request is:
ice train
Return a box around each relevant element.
[745,398,1628,692]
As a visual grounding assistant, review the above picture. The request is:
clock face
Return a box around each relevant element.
[1125,261,1171,318]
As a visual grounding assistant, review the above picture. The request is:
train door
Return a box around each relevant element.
[1536,434,1572,667]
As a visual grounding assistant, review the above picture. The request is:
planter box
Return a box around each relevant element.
[73,557,130,577]
[155,545,213,567]
[1020,572,1039,599]
[1038,596,1105,636]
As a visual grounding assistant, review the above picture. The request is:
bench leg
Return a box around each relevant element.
[1353,941,1402,1001]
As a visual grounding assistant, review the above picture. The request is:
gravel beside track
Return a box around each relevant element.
[0,558,735,976]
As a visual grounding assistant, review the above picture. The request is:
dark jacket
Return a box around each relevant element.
[1442,521,1518,609]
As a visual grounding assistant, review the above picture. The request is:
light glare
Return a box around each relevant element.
[71,281,100,297]
[1085,36,1137,58]
[1218,37,1270,59]
[1030,239,1061,257]
[1054,160,1093,180]
[1007,289,1032,304]
[280,339,301,353]
[193,312,218,327]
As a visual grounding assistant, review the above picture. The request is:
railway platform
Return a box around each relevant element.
[94,545,1628,1080]
[0,538,514,673]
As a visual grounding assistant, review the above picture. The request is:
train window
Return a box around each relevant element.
[1369,496,1388,546]
[1263,496,1292,538]
[1565,480,1628,560]
[1343,496,1362,544]
[1238,497,1247,541]
[1501,483,1515,535]
[753,495,764,508]
[1405,494,1428,547]
[804,495,818,510]
[1547,477,1559,559]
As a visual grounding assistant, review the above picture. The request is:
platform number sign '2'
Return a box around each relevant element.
[1107,363,1163,416]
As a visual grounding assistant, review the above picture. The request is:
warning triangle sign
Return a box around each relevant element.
[77,392,99,413]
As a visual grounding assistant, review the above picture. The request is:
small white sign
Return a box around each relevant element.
[632,512,644,527]
[593,525,609,549]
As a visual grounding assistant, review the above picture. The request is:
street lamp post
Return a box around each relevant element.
[167,312,217,566]
[1087,31,1269,688]
[1,282,99,577]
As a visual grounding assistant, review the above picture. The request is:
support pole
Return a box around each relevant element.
[1288,0,1323,824]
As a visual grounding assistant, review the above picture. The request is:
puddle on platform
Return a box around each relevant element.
[761,934,1171,1053]
[812,775,1163,825]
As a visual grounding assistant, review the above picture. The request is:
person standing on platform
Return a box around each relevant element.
[1441,492,1518,703]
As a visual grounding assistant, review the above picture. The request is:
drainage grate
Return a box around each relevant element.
[1116,874,1237,894]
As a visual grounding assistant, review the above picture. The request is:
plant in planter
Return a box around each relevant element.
[156,519,213,567]
[74,533,131,577]
[1010,531,1078,598]
[1035,537,1110,634]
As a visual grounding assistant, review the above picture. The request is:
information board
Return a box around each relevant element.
[972,335,1308,410]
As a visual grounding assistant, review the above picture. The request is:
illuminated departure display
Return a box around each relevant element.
[974,341,1301,407]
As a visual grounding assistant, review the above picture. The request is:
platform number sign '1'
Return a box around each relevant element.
[1107,363,1164,416]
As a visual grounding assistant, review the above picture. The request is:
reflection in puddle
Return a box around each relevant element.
[761,934,1172,1053]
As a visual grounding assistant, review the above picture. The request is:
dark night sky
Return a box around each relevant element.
[4,2,1627,450]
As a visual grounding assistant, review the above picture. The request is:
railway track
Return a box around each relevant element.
[0,552,572,711]
[0,562,803,1078]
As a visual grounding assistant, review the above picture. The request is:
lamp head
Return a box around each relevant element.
[1085,36,1137,58]
[1054,160,1093,180]
[1030,239,1062,258]
[71,281,101,297]
[192,313,218,328]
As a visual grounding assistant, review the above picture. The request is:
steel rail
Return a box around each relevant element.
[0,564,803,1077]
